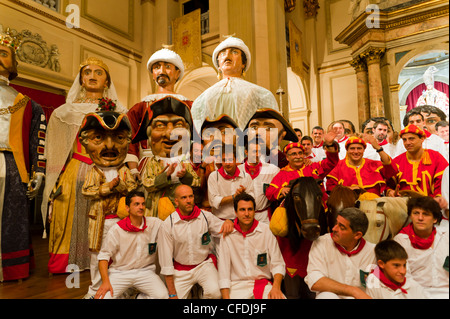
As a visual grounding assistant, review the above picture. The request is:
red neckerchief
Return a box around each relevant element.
[445,141,449,145]
[424,130,432,138]
[399,223,436,250]
[313,141,323,148]
[372,266,407,294]
[117,216,147,232]
[218,166,240,180]
[331,233,366,257]
[234,218,259,237]
[379,139,388,146]
[253,278,272,299]
[176,205,202,221]
[245,161,262,179]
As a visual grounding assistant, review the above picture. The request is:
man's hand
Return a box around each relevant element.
[165,163,178,177]
[176,163,187,178]
[279,187,290,198]
[219,219,234,238]
[109,176,120,190]
[323,130,337,145]
[95,281,114,299]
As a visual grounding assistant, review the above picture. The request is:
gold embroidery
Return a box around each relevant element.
[0,96,29,115]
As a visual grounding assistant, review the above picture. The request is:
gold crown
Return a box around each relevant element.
[80,57,110,73]
[0,28,22,52]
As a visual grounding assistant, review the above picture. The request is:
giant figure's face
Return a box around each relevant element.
[83,128,130,167]
[80,64,109,94]
[247,118,286,152]
[0,44,15,78]
[147,114,190,158]
[151,61,180,89]
[217,47,245,78]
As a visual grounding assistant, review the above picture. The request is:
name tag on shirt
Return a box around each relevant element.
[257,253,267,267]
[201,232,211,245]
[148,243,157,255]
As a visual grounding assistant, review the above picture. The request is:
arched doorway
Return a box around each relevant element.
[175,64,218,101]
[397,50,449,128]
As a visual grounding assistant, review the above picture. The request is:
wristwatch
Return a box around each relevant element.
[376,147,384,153]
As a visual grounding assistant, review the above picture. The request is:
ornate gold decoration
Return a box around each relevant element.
[288,20,303,77]
[80,56,110,73]
[285,0,296,12]
[303,0,320,18]
[0,95,29,115]
[360,48,385,65]
[172,9,202,70]
[350,56,367,72]
[0,27,22,52]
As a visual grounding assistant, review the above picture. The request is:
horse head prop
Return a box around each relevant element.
[326,185,359,230]
[358,196,410,244]
[285,177,326,244]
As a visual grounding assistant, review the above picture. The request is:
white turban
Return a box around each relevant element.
[147,48,185,81]
[212,36,251,73]
[423,66,438,87]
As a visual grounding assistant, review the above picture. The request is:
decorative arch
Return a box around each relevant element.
[175,64,218,101]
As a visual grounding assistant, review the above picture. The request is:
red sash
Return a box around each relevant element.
[173,254,217,271]
[117,216,147,232]
[253,278,272,299]
[399,223,436,250]
[331,233,366,257]
[372,266,407,294]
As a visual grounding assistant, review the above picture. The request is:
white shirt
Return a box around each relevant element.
[207,168,255,220]
[305,234,376,294]
[158,209,225,276]
[336,136,349,160]
[365,269,430,299]
[311,147,327,162]
[363,141,397,160]
[218,222,285,289]
[237,162,279,221]
[97,217,162,272]
[394,227,449,299]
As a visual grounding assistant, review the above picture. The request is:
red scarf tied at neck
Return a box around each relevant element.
[176,205,202,221]
[118,216,147,232]
[331,233,366,257]
[218,166,240,180]
[234,218,259,237]
[399,223,436,250]
[245,161,262,179]
[372,266,408,294]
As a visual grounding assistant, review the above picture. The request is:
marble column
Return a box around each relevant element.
[362,48,386,118]
[350,56,370,127]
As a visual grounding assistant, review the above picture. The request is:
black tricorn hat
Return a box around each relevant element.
[132,96,195,144]
[79,111,131,135]
[244,108,298,142]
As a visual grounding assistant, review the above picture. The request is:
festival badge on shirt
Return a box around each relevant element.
[201,232,211,245]
[257,253,267,267]
[359,269,369,287]
[444,256,449,272]
[148,243,157,255]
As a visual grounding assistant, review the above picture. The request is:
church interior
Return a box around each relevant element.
[0,0,448,299]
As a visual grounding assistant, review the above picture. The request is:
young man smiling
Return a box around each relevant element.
[326,135,398,197]
[394,196,449,299]
[218,192,285,299]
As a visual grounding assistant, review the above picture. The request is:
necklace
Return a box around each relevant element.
[73,97,101,104]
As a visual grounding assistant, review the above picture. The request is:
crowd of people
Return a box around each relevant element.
[1,29,448,300]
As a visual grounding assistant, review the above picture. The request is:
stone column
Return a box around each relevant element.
[350,56,370,127]
[362,48,386,118]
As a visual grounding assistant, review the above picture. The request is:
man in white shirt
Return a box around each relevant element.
[364,120,397,160]
[238,141,279,224]
[394,196,449,299]
[331,121,349,160]
[305,207,376,299]
[95,190,168,299]
[158,185,234,299]
[218,192,286,299]
[207,144,254,220]
[301,136,324,162]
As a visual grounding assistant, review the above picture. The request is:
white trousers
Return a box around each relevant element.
[103,268,169,299]
[174,260,221,299]
[87,218,119,295]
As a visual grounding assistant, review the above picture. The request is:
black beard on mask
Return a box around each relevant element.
[156,74,170,86]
